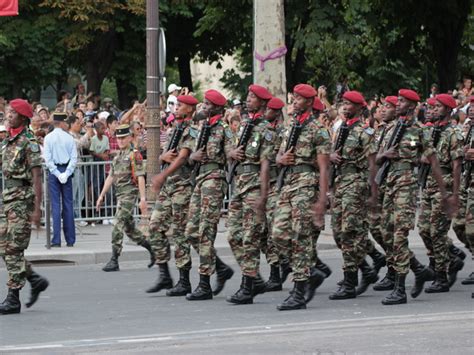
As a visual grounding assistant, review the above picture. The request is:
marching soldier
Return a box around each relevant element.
[417,94,463,293]
[464,115,474,294]
[227,84,274,305]
[329,91,378,300]
[97,124,153,272]
[376,89,456,305]
[273,84,331,311]
[0,99,49,315]
[146,95,198,296]
[184,89,234,301]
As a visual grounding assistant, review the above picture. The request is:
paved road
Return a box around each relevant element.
[0,247,473,354]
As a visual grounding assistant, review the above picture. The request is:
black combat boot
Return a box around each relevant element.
[280,261,292,284]
[26,271,49,308]
[410,256,435,298]
[329,271,357,300]
[139,240,156,268]
[277,281,307,311]
[425,271,450,293]
[166,268,191,296]
[0,289,21,315]
[146,263,173,293]
[102,249,120,272]
[373,267,395,291]
[305,267,326,304]
[227,275,254,304]
[356,259,379,295]
[368,249,386,274]
[186,274,212,301]
[315,258,332,279]
[253,274,266,296]
[448,256,465,287]
[381,273,407,305]
[264,265,282,292]
[428,257,435,275]
[212,256,234,296]
[449,244,466,260]
[461,271,474,285]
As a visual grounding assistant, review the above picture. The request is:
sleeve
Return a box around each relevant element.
[450,129,464,162]
[223,126,233,159]
[315,126,331,155]
[134,150,146,177]
[65,137,78,177]
[42,135,60,177]
[421,126,435,157]
[27,140,43,171]
[104,136,110,151]
[89,136,97,152]
[260,128,274,161]
[180,129,195,152]
[362,130,377,157]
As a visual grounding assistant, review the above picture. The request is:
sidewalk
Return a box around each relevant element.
[0,216,444,268]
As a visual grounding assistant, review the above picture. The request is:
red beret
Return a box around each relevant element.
[470,95,474,103]
[398,89,420,102]
[267,97,285,110]
[342,91,367,106]
[204,89,227,107]
[293,84,317,98]
[435,94,456,109]
[385,96,398,107]
[10,99,33,118]
[426,97,437,106]
[312,97,325,111]
[249,84,272,100]
[177,95,199,106]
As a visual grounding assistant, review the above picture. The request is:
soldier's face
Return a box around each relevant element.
[469,106,474,120]
[246,92,261,112]
[176,101,193,119]
[292,93,311,114]
[342,99,358,119]
[117,135,132,149]
[6,108,24,129]
[264,108,279,121]
[396,97,414,116]
[425,105,434,121]
[201,98,219,117]
[380,103,396,122]
[432,101,448,120]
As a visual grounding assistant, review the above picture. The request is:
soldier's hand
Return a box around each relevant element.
[367,194,377,211]
[96,195,104,211]
[161,149,178,163]
[443,194,459,218]
[31,209,41,227]
[230,146,245,161]
[152,173,166,192]
[139,198,148,216]
[465,148,474,161]
[190,147,207,163]
[383,145,399,159]
[278,147,295,166]
[312,199,326,228]
[330,149,342,165]
[253,196,267,220]
[420,156,429,164]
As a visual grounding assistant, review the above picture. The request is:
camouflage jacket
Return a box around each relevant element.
[265,121,284,183]
[1,128,42,203]
[109,145,145,197]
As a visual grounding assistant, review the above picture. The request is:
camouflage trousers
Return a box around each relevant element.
[272,185,317,281]
[452,184,471,252]
[259,182,281,266]
[184,177,227,275]
[228,185,266,278]
[1,200,34,289]
[417,188,451,272]
[382,175,417,275]
[466,185,474,254]
[367,186,389,255]
[111,194,146,255]
[332,175,369,272]
[149,183,192,269]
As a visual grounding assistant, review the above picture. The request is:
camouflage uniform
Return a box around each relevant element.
[272,115,331,281]
[109,146,147,255]
[380,117,434,275]
[1,128,42,289]
[417,124,464,272]
[184,118,232,275]
[452,184,470,251]
[466,181,474,255]
[332,120,377,272]
[227,116,273,277]
[149,120,195,269]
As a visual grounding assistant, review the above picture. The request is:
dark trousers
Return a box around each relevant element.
[49,166,76,246]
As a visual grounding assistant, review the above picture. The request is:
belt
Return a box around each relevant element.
[4,179,30,189]
[286,164,315,174]
[236,164,260,175]
[170,166,191,177]
[440,167,452,174]
[390,161,414,172]
[56,162,69,168]
[199,163,223,174]
[339,165,361,175]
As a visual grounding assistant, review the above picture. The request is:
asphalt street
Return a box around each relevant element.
[0,246,473,354]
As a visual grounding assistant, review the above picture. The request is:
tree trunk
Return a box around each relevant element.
[177,52,193,92]
[116,78,138,110]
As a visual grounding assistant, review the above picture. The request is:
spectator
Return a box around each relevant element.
[232,99,242,112]
[85,99,96,115]
[105,114,119,157]
[318,85,332,110]
[72,83,87,106]
[429,83,439,98]
[130,121,146,157]
[43,112,78,247]
[0,124,7,140]
[166,83,181,113]
[102,98,119,116]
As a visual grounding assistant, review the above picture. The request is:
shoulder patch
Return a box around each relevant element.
[189,127,198,139]
[320,129,330,139]
[29,142,40,153]
[364,127,375,136]
[264,131,273,141]
[225,128,233,139]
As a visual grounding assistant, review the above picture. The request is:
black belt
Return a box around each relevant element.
[339,165,362,175]
[236,164,260,175]
[56,162,69,168]
[390,161,414,171]
[170,166,191,177]
[4,179,30,189]
[286,164,315,174]
[199,163,224,174]
[440,167,452,174]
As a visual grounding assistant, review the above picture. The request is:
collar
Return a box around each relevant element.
[249,112,264,121]
[209,114,222,126]
[346,117,360,126]
[296,111,311,124]
[8,126,25,139]
[435,120,449,127]
[267,120,279,129]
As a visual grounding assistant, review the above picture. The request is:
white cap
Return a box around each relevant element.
[98,111,110,120]
[0,125,6,132]
[232,99,241,106]
[168,83,182,93]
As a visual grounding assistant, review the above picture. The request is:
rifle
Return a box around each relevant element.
[329,122,350,188]
[160,122,185,171]
[374,119,408,185]
[276,114,302,191]
[418,125,443,189]
[465,124,474,188]
[190,121,212,184]
[226,116,256,184]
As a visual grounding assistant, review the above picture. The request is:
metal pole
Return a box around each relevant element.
[146,0,160,197]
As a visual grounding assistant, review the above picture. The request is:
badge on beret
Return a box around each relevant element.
[29,143,39,153]
[364,127,374,136]
[225,129,233,139]
[264,131,273,141]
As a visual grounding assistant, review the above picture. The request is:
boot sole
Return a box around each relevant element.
[103,268,119,272]
[186,295,213,301]
[277,304,307,311]
[381,299,407,305]
[424,288,449,293]
[226,298,253,304]
[0,309,21,315]
[373,285,395,291]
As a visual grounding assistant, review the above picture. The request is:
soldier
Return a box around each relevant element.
[329,91,378,300]
[260,96,286,292]
[184,89,234,300]
[376,89,456,305]
[146,95,198,296]
[273,84,331,311]
[97,124,153,272]
[464,120,474,293]
[227,84,274,305]
[417,94,463,293]
[0,99,49,315]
